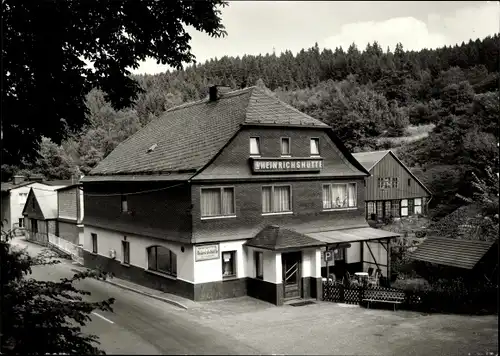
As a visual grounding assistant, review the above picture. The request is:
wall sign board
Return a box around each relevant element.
[195,244,220,261]
[250,157,323,173]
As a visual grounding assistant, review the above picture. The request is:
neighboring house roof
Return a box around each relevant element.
[23,186,64,220]
[1,181,40,192]
[410,236,497,269]
[87,86,368,179]
[54,183,82,192]
[308,227,400,244]
[43,180,75,187]
[352,150,390,171]
[352,149,432,196]
[246,225,325,251]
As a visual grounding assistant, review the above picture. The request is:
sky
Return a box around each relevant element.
[132,1,500,74]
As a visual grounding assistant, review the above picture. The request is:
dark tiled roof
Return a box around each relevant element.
[42,180,74,187]
[246,225,325,251]
[90,86,328,176]
[410,236,497,269]
[1,181,35,192]
[352,150,390,171]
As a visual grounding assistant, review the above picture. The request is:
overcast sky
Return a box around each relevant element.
[132,1,500,74]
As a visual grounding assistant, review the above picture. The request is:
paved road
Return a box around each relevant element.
[11,238,261,355]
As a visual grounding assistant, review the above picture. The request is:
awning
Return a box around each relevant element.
[307,227,400,245]
[410,236,497,269]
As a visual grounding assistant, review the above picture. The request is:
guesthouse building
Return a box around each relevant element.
[82,85,399,306]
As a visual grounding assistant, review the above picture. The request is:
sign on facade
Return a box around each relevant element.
[251,157,323,173]
[324,250,333,262]
[195,244,220,261]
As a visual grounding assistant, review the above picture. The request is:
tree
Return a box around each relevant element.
[0,226,115,354]
[2,0,228,175]
[35,137,80,180]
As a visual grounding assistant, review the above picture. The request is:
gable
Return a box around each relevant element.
[23,188,59,220]
[23,189,45,220]
[368,152,431,199]
[193,127,368,180]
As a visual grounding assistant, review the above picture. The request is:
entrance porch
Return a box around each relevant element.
[245,225,324,306]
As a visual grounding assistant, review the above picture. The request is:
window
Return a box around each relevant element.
[310,138,320,156]
[91,233,98,254]
[401,199,408,217]
[122,240,130,264]
[322,183,357,209]
[262,185,292,214]
[249,137,260,156]
[385,201,392,217]
[31,219,38,233]
[121,195,128,213]
[408,198,415,216]
[391,200,400,217]
[408,178,411,187]
[367,202,375,218]
[222,251,236,278]
[201,187,235,218]
[147,246,177,277]
[281,137,291,156]
[18,218,24,228]
[392,178,399,188]
[333,248,345,261]
[255,251,263,279]
[414,198,422,214]
[376,201,383,218]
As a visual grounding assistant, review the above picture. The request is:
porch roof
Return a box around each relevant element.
[409,236,497,269]
[307,227,400,245]
[246,225,324,251]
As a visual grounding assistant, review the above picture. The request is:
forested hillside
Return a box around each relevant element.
[7,35,499,219]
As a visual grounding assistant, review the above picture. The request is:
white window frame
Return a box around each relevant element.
[322,183,358,211]
[280,137,291,157]
[261,185,293,215]
[200,186,236,219]
[249,137,261,156]
[310,138,320,156]
[222,250,237,279]
[401,199,408,217]
[414,198,422,214]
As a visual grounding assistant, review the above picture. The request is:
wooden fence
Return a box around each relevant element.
[323,282,497,314]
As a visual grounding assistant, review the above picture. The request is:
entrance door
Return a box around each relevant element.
[282,252,301,300]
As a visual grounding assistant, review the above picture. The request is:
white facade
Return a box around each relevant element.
[4,182,48,231]
[84,225,195,283]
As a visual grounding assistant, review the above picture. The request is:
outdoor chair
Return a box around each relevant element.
[368,270,381,287]
[367,267,374,277]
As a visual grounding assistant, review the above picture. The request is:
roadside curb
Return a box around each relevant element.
[102,279,189,310]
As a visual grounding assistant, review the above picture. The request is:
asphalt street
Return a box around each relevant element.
[10,238,262,355]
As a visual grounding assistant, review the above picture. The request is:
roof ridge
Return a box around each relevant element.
[165,86,255,114]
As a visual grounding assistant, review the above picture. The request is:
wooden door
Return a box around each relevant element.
[282,252,301,300]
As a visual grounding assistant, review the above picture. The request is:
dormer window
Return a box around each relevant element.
[281,137,291,156]
[310,138,320,156]
[250,137,260,156]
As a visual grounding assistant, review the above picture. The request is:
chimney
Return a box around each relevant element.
[209,85,232,101]
[13,175,26,185]
[209,86,218,101]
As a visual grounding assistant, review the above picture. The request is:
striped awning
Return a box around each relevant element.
[307,227,400,244]
[410,236,497,269]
